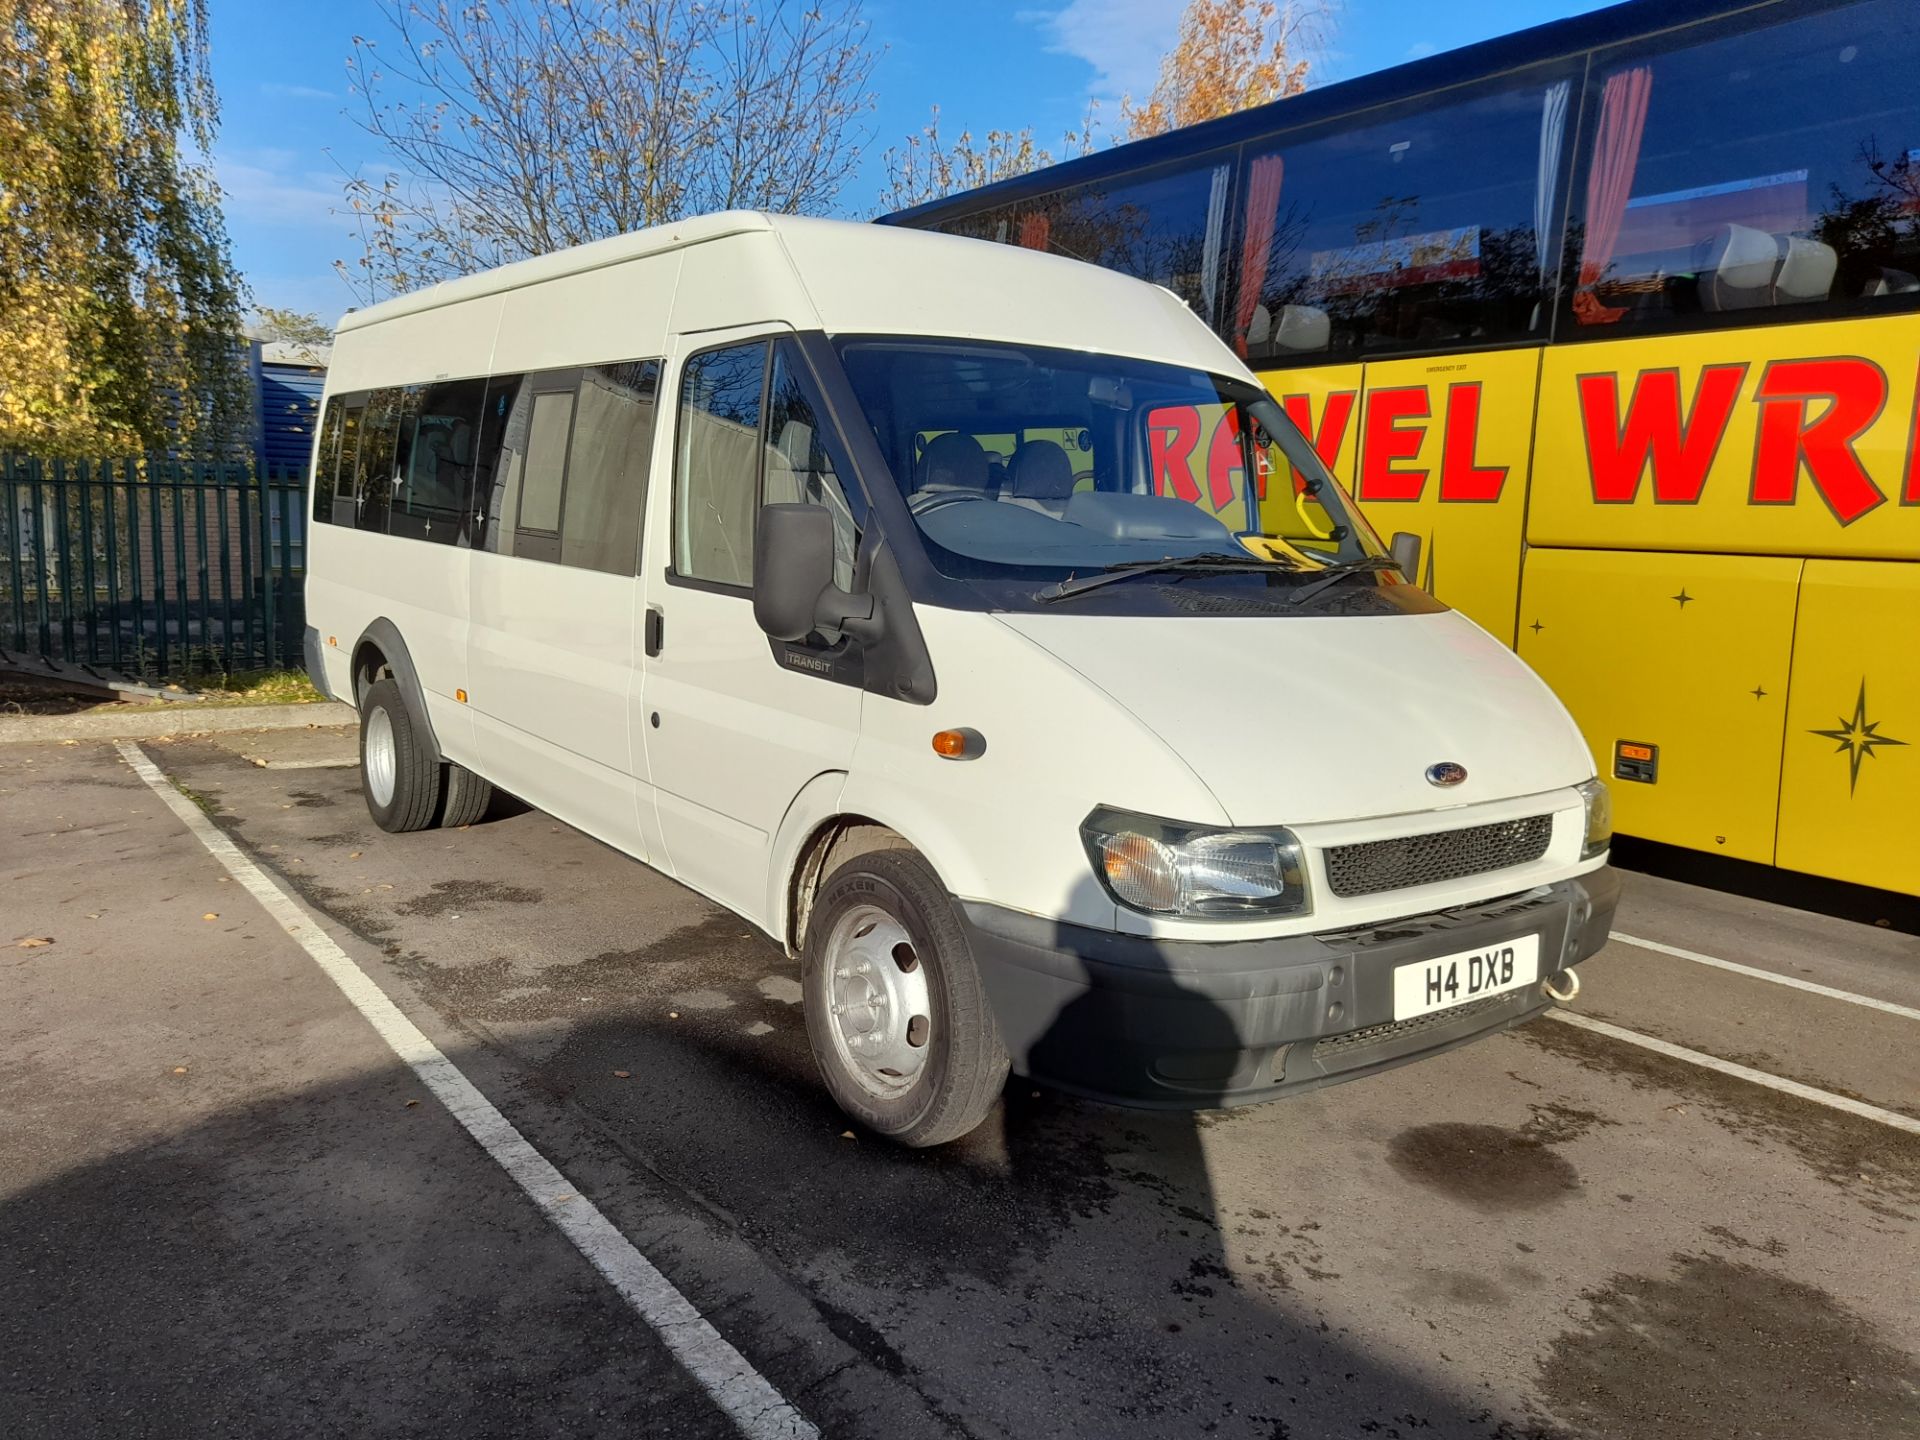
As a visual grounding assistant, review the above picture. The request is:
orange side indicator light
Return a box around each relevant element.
[931,727,985,760]
[455,688,468,704]
[326,635,337,648]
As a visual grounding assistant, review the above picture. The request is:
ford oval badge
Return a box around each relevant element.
[1426,762,1468,788]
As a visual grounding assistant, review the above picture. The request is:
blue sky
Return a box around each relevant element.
[209,0,1613,321]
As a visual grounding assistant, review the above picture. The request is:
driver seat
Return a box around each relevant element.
[913,431,990,500]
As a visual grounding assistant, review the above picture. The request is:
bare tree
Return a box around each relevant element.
[877,103,1100,214]
[337,0,877,302]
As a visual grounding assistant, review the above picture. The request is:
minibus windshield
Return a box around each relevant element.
[834,337,1390,598]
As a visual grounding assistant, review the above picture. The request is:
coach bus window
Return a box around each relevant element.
[560,359,660,575]
[389,377,486,545]
[675,341,769,589]
[940,158,1232,323]
[1233,66,1573,365]
[1567,0,1920,333]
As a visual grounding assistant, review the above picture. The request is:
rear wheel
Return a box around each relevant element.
[358,677,442,833]
[438,762,494,828]
[801,848,1008,1147]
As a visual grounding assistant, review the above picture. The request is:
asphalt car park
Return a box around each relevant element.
[4,728,1918,1439]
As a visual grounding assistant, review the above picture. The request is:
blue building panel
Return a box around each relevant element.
[258,360,327,474]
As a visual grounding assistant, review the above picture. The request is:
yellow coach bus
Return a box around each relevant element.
[887,0,1920,898]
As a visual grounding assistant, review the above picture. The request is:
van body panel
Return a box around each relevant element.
[465,555,645,854]
[996,608,1593,827]
[836,607,1230,932]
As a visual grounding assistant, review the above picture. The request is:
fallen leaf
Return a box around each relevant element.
[375,883,394,891]
[668,1011,680,1019]
[61,739,77,746]
[403,1099,419,1108]
[201,913,219,921]
[612,1070,631,1079]
[13,936,53,948]
[349,851,362,859]
[840,1130,856,1140]
[172,1066,188,1075]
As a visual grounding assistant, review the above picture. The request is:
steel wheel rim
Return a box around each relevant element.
[364,706,397,808]
[823,903,933,1099]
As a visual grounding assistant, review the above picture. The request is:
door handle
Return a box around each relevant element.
[644,607,664,657]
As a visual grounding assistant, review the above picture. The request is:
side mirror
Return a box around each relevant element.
[753,503,878,642]
[1389,531,1422,585]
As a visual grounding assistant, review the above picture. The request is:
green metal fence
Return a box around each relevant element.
[0,455,306,679]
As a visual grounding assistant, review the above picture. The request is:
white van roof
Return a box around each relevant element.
[333,212,1242,379]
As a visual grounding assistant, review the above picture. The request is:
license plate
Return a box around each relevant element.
[1392,934,1540,1020]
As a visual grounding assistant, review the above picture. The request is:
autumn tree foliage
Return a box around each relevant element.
[340,0,877,302]
[0,0,250,454]
[1121,0,1327,141]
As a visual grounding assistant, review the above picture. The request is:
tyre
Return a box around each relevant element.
[358,677,443,833]
[801,847,1009,1147]
[438,762,494,828]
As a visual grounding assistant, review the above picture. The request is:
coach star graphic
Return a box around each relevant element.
[1808,681,1906,796]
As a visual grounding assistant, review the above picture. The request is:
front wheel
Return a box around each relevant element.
[801,848,1009,1147]
[359,677,443,833]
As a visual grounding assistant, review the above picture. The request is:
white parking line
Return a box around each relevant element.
[1611,930,1920,1022]
[1545,1009,1920,1136]
[116,741,817,1440]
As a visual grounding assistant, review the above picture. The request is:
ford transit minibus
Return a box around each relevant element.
[304,212,1617,1146]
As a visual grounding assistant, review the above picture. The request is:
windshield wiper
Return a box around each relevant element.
[1035,552,1296,604]
[1278,557,1403,607]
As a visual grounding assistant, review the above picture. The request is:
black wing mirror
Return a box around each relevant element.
[753,503,880,643]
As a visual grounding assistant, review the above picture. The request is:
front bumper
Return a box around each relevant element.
[960,867,1620,1109]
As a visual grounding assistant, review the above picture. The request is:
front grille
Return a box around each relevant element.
[1315,995,1506,1057]
[1325,814,1553,898]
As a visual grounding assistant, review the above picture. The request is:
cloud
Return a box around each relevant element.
[1023,0,1183,98]
[259,82,337,102]
[215,149,344,230]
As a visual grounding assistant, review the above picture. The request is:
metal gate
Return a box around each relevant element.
[0,455,306,679]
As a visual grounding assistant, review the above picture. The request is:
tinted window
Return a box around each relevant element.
[947,158,1233,321]
[354,386,405,533]
[331,403,364,526]
[1234,67,1573,364]
[561,360,660,575]
[766,341,860,592]
[389,377,486,544]
[519,387,575,535]
[674,342,767,587]
[1567,0,1920,335]
[471,375,523,551]
[312,396,344,522]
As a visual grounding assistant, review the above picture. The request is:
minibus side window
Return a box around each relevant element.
[389,377,488,545]
[766,339,860,595]
[353,386,404,534]
[560,359,661,575]
[513,380,578,563]
[674,340,769,589]
[331,403,363,527]
[311,396,345,523]
[471,375,525,551]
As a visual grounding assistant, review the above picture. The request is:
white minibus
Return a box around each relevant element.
[304,212,1617,1146]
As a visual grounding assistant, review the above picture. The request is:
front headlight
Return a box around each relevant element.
[1576,776,1611,860]
[1081,808,1310,918]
